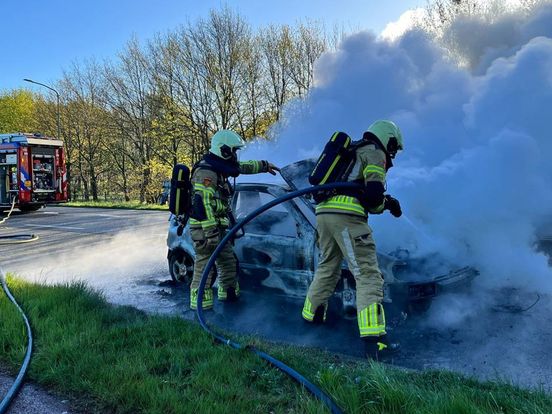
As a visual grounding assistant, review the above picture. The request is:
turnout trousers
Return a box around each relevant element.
[189,226,239,309]
[302,213,386,337]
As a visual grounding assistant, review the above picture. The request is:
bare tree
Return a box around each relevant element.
[289,21,327,97]
[260,24,294,122]
[185,8,252,131]
[103,37,155,202]
[148,32,205,165]
[232,33,271,138]
[60,61,110,201]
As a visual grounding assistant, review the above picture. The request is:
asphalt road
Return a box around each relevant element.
[1,206,551,392]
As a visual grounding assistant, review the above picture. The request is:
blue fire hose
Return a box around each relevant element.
[196,182,364,414]
[0,270,33,414]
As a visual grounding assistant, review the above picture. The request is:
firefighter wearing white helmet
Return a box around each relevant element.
[302,120,403,360]
[189,130,279,310]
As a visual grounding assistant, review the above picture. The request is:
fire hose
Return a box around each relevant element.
[0,270,33,414]
[196,181,364,414]
[0,198,39,244]
[0,196,39,412]
[0,198,15,226]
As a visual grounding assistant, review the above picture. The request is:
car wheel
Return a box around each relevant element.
[168,250,193,284]
[338,271,357,318]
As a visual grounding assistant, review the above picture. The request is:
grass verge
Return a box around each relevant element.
[63,201,168,211]
[1,276,550,414]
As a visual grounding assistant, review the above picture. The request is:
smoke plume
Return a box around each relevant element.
[244,2,552,294]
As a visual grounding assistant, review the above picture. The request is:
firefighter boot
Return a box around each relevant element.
[190,288,214,310]
[364,335,400,361]
[218,282,240,302]
[302,298,328,324]
[312,305,327,323]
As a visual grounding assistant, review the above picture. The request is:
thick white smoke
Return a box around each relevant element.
[244,3,552,294]
[11,226,168,308]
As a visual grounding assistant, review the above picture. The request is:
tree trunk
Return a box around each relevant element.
[89,164,98,201]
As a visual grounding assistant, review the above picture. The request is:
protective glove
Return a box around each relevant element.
[384,195,402,218]
[266,162,280,175]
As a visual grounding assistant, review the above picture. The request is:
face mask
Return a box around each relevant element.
[219,144,241,163]
[387,137,400,159]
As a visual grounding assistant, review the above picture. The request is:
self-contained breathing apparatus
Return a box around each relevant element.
[168,159,241,237]
[308,131,377,210]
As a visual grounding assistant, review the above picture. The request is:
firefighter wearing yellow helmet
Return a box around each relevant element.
[302,120,403,360]
[189,129,279,310]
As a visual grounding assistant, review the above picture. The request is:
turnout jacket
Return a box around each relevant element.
[189,155,270,231]
[315,143,387,218]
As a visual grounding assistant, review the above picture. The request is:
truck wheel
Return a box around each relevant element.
[168,250,193,284]
[18,205,42,213]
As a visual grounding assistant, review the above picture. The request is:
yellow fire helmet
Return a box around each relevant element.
[366,120,404,158]
[209,129,245,160]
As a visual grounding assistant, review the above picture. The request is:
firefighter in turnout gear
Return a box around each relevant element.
[189,130,279,310]
[302,120,404,360]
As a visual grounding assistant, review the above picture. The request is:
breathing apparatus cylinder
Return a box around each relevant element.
[169,164,192,222]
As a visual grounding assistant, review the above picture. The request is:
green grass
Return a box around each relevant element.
[1,276,551,414]
[63,200,169,211]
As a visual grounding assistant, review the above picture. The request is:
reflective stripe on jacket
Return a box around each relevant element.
[190,158,268,230]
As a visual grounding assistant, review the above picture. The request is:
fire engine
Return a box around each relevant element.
[0,133,68,212]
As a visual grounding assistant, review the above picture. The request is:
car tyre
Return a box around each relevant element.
[168,250,193,284]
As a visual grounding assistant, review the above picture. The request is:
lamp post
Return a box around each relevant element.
[23,78,61,139]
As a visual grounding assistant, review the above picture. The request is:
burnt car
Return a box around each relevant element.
[166,159,477,314]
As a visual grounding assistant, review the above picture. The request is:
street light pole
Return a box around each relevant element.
[23,78,61,139]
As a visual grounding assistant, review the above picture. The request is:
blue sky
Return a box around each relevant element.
[0,0,424,92]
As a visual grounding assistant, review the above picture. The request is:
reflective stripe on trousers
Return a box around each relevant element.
[190,288,214,310]
[301,297,327,322]
[358,303,386,337]
[218,281,240,300]
[302,297,316,321]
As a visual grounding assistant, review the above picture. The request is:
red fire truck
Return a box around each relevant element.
[0,133,68,212]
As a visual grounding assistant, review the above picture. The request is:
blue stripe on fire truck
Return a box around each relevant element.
[19,167,30,191]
